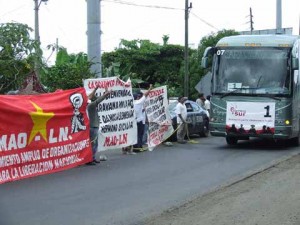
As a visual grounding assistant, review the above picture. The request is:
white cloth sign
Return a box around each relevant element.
[144,86,174,150]
[84,77,137,151]
[226,101,275,134]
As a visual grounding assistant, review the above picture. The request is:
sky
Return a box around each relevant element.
[0,0,299,64]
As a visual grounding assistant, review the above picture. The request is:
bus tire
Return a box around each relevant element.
[226,137,238,145]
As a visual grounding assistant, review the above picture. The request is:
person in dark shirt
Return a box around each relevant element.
[86,86,111,165]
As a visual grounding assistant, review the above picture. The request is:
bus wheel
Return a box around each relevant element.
[226,137,238,145]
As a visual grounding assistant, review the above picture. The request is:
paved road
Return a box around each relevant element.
[1,136,299,225]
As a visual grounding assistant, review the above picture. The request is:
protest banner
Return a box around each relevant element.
[144,86,174,150]
[83,77,137,151]
[0,88,92,184]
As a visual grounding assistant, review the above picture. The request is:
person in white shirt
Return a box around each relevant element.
[133,85,152,151]
[196,93,205,107]
[175,96,188,144]
[204,95,211,117]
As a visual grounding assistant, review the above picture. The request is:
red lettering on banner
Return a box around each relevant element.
[88,80,115,89]
[148,89,164,98]
[152,138,161,145]
[149,131,157,140]
[159,125,168,134]
[103,133,128,147]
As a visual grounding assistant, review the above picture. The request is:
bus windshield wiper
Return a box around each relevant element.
[257,94,281,101]
[220,87,253,98]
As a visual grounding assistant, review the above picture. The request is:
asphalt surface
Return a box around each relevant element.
[143,153,300,225]
[1,136,299,225]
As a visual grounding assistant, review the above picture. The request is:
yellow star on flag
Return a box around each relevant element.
[28,101,55,144]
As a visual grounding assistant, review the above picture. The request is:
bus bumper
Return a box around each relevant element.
[210,123,293,140]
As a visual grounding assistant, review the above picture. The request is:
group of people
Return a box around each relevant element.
[122,85,153,155]
[86,87,211,165]
[86,85,153,165]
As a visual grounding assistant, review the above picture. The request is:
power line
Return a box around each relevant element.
[0,3,31,20]
[103,1,219,31]
[102,0,183,11]
[190,12,219,31]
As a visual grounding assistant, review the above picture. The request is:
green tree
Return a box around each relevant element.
[197,29,239,70]
[102,30,239,99]
[102,39,185,95]
[41,48,95,92]
[188,29,239,99]
[162,35,169,46]
[0,23,39,94]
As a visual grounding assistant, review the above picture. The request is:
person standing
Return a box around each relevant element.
[204,95,211,117]
[175,96,188,144]
[86,86,111,165]
[196,93,206,107]
[133,85,153,152]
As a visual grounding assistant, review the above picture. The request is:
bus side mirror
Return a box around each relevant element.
[292,58,299,70]
[201,57,209,68]
[201,46,213,69]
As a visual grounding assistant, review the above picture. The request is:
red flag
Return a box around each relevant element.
[0,87,92,184]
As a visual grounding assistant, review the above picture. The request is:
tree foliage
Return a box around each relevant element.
[102,39,185,96]
[187,29,239,99]
[41,48,95,92]
[102,30,238,99]
[0,23,39,94]
[0,24,238,97]
[197,29,239,72]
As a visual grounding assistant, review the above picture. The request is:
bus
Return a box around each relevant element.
[201,34,300,145]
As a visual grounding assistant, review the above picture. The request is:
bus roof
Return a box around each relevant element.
[216,35,299,48]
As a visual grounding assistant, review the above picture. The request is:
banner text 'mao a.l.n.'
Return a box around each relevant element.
[145,86,174,150]
[83,77,137,151]
[0,88,92,184]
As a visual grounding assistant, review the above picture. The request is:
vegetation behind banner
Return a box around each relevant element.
[0,22,238,99]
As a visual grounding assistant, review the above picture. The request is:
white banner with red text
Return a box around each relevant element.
[83,77,137,151]
[144,86,174,150]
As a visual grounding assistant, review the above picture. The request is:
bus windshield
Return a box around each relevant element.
[213,47,291,96]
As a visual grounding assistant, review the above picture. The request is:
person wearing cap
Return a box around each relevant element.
[86,86,111,165]
[175,96,188,144]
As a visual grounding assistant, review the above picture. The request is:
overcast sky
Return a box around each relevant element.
[0,0,299,64]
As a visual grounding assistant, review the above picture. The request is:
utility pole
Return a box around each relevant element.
[250,7,254,33]
[299,15,300,35]
[276,0,282,31]
[34,0,40,43]
[34,0,48,77]
[87,0,102,77]
[184,0,192,98]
